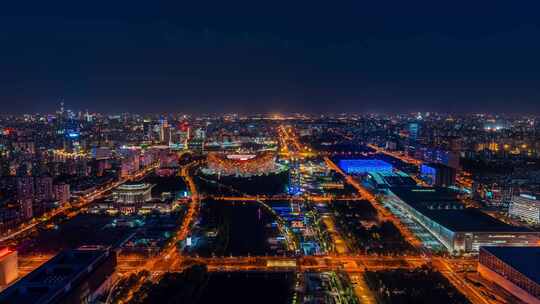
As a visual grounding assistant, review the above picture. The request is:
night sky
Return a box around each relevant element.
[2,1,540,114]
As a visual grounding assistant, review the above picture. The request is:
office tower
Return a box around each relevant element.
[509,194,540,224]
[420,163,456,187]
[35,175,54,202]
[54,183,71,205]
[408,122,420,141]
[16,176,34,220]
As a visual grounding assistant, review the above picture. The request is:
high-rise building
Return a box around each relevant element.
[35,175,54,202]
[54,183,71,205]
[408,122,421,141]
[509,194,540,224]
[420,163,456,187]
[16,176,34,201]
[195,128,206,140]
[159,118,171,144]
[119,149,141,178]
[18,199,32,220]
[415,146,460,170]
[16,176,34,220]
[164,126,171,145]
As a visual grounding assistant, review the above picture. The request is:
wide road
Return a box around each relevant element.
[324,156,501,304]
[118,254,429,273]
[324,157,423,248]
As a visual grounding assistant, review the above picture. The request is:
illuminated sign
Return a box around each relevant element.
[67,132,80,138]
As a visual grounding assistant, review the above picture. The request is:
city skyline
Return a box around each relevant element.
[1,110,539,303]
[1,2,540,304]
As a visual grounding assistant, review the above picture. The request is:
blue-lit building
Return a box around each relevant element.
[408,122,420,141]
[420,163,456,187]
[338,159,393,174]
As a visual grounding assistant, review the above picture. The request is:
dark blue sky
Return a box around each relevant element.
[1,1,540,114]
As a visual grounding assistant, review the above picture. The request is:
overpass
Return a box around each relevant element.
[116,254,429,273]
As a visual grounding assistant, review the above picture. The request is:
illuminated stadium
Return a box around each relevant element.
[203,152,284,177]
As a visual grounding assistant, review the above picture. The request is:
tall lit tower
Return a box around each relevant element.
[408,122,420,142]
[159,117,171,144]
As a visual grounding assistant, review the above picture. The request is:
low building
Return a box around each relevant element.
[0,247,17,286]
[112,183,153,215]
[0,248,116,304]
[478,247,540,304]
[509,194,540,224]
[90,185,182,216]
[390,187,540,253]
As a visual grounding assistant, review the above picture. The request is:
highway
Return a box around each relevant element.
[117,254,429,273]
[116,250,504,304]
[278,125,390,303]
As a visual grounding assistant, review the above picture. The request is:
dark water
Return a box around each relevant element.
[193,200,285,257]
[197,272,294,304]
[197,171,289,196]
[225,202,274,256]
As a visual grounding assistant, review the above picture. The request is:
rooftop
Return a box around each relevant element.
[0,249,111,304]
[116,182,153,191]
[392,187,534,232]
[391,186,461,205]
[422,208,533,232]
[339,159,393,173]
[339,159,393,167]
[422,162,454,170]
[368,171,417,187]
[481,246,540,285]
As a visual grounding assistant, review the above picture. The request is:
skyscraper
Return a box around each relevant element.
[408,122,421,141]
[16,176,34,220]
[54,183,71,205]
[35,175,54,202]
[159,117,171,144]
